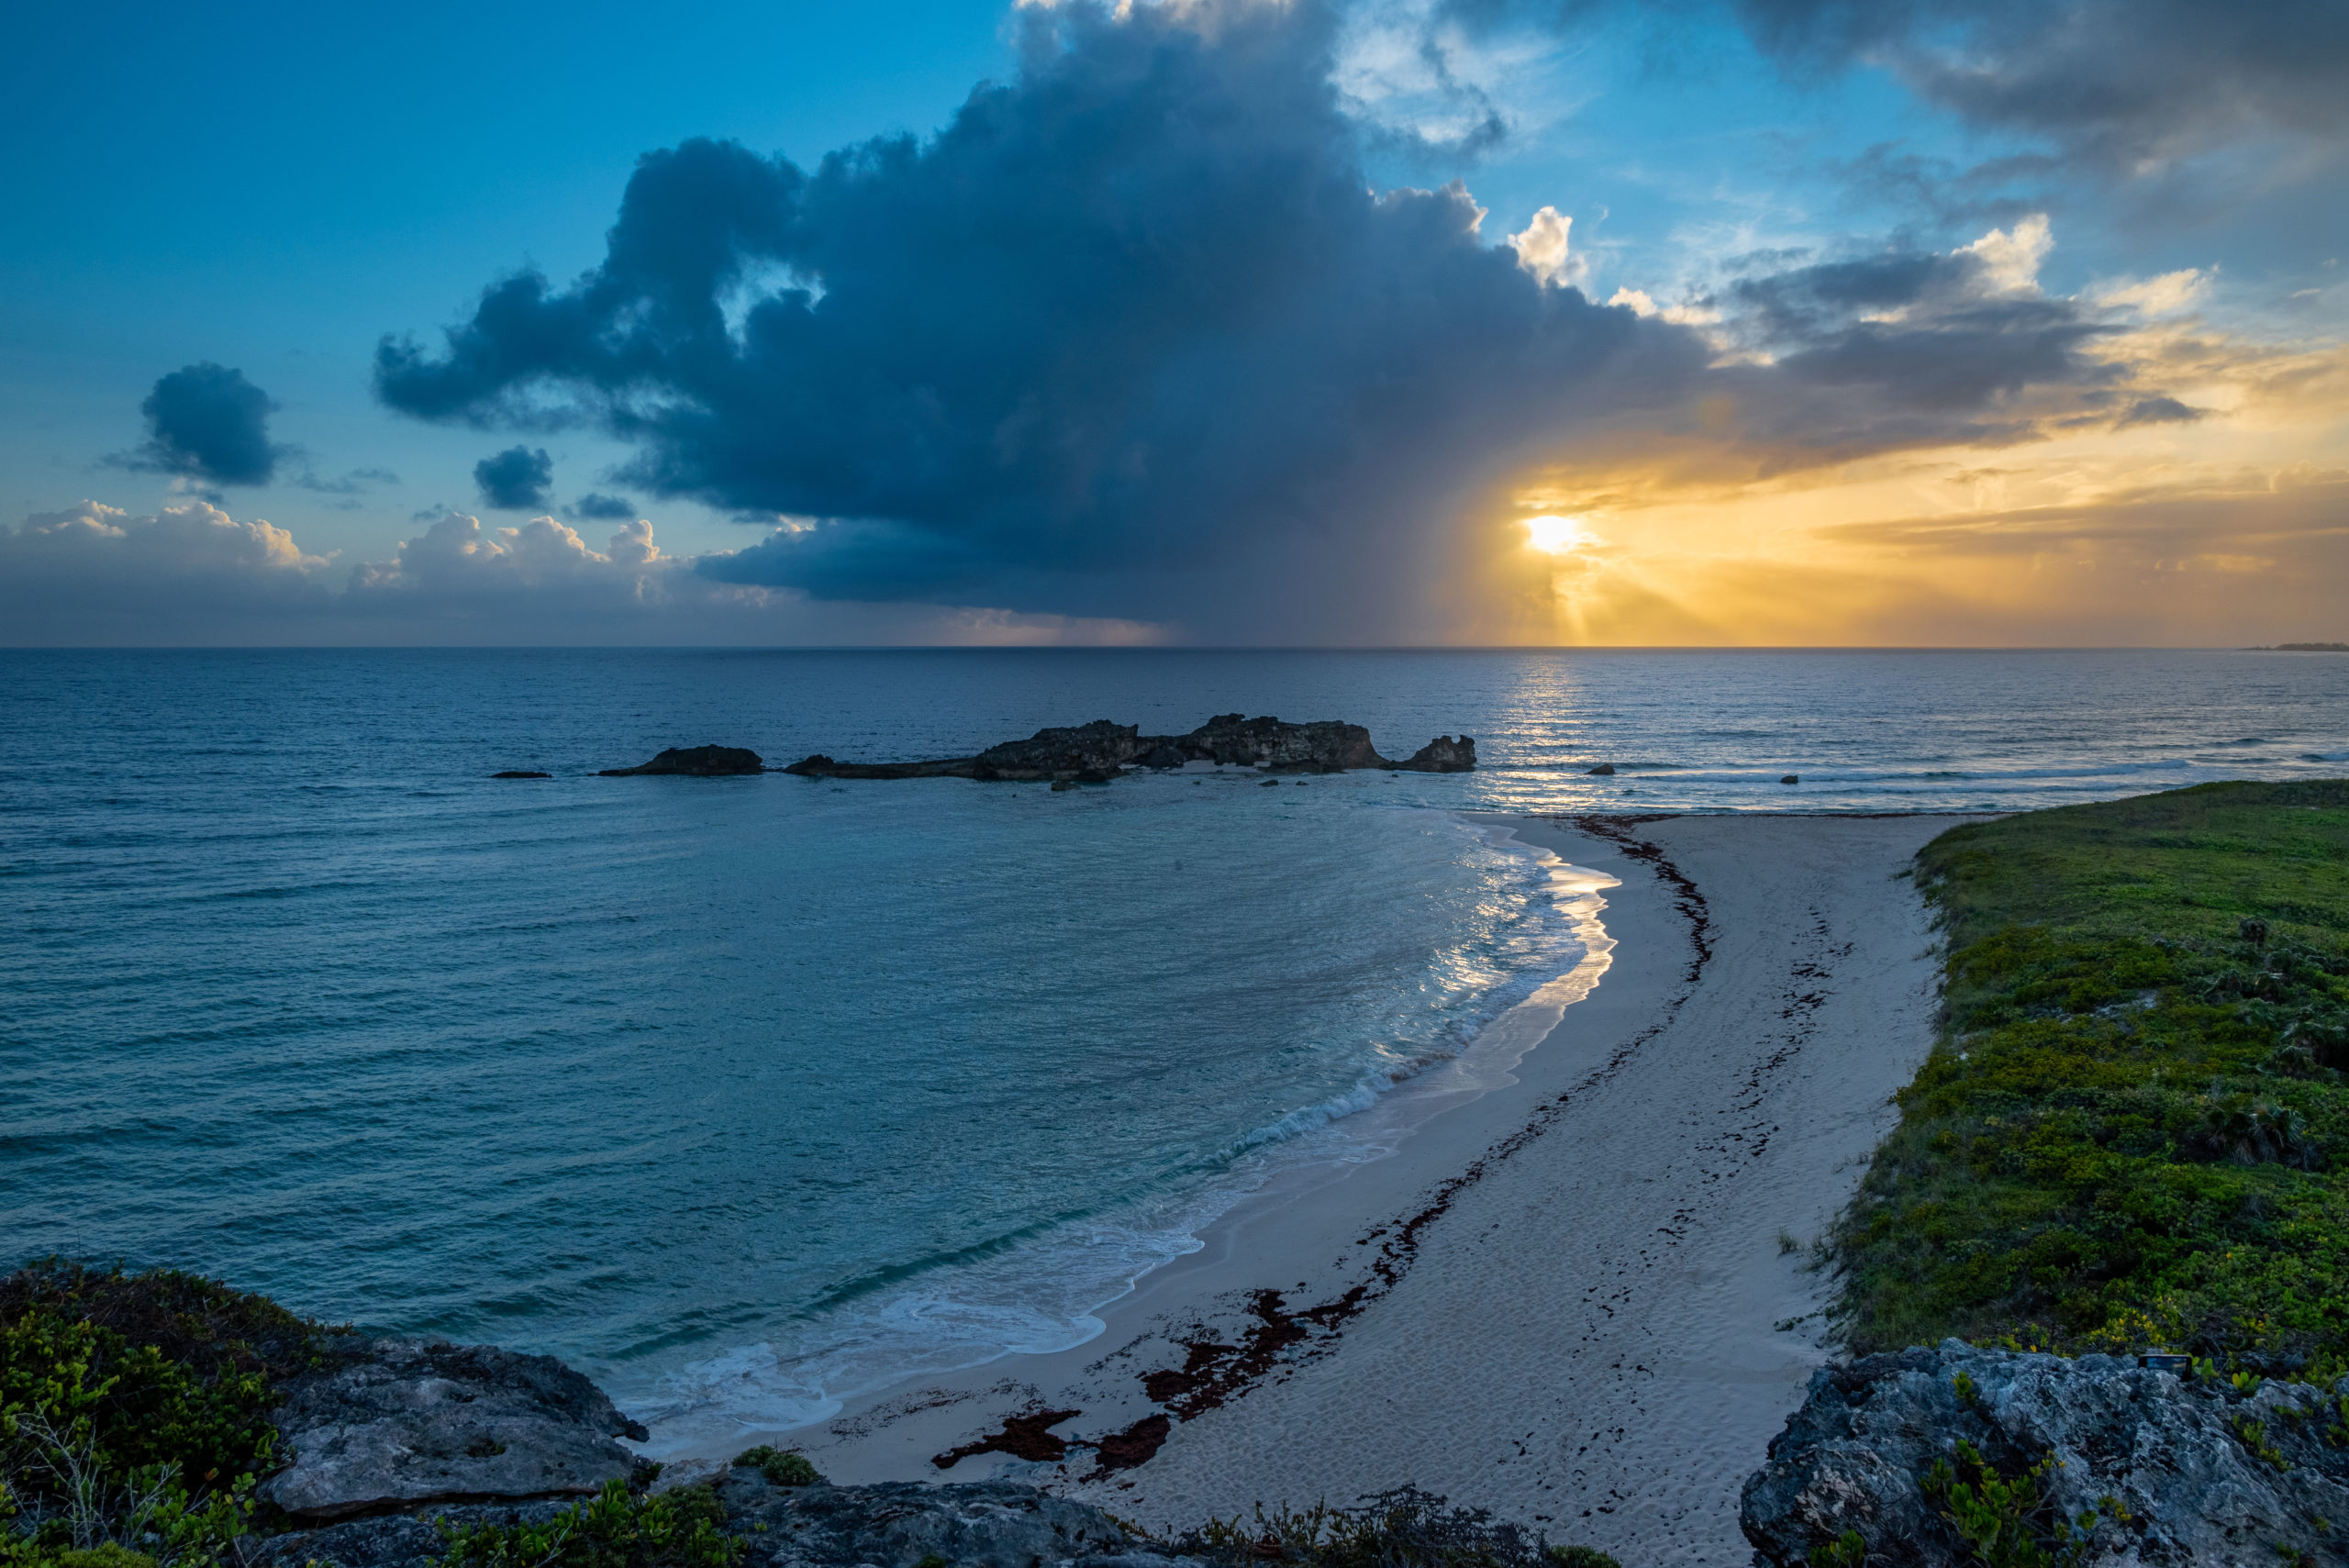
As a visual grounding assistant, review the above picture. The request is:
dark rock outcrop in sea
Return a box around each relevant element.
[784,715,1475,782]
[599,745,764,776]
[1741,1340,2349,1565]
[490,770,551,779]
[258,1337,650,1520]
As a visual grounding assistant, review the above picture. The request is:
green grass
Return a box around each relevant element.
[1830,780,2349,1371]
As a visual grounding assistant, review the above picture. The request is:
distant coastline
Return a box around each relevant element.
[2246,641,2349,651]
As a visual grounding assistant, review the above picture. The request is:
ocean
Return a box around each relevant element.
[6,648,2345,1441]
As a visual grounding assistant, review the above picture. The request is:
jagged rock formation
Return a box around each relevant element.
[717,1473,1197,1568]
[785,715,1475,782]
[599,745,764,776]
[258,1338,650,1520]
[1742,1340,2349,1566]
[1399,735,1477,773]
[260,1446,1197,1568]
[247,1334,1195,1568]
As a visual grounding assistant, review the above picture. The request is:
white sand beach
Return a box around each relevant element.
[685,813,1968,1566]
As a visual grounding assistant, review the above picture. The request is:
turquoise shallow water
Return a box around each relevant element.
[5,648,2346,1433]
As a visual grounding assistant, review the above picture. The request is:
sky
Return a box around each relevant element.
[2,0,2344,646]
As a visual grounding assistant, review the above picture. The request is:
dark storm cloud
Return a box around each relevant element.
[115,362,283,486]
[2116,396,2205,428]
[567,492,640,520]
[1434,0,2346,189]
[1720,0,2349,165]
[1720,243,2120,413]
[374,0,2159,630]
[473,446,554,510]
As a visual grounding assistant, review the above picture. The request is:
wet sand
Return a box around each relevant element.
[665,813,1964,1566]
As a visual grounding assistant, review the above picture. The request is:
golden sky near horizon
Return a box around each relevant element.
[1469,313,2349,647]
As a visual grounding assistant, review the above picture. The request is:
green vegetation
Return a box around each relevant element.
[1919,1440,2099,1566]
[0,1261,335,1568]
[1805,1532,1865,1568]
[435,1481,739,1568]
[1169,1488,1617,1568]
[728,1447,820,1487]
[1831,780,2349,1369]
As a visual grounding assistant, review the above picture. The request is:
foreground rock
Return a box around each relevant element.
[246,1333,1192,1568]
[718,1473,1195,1568]
[1742,1340,2349,1565]
[258,1338,650,1520]
[599,745,764,776]
[785,715,1475,782]
[259,1469,1199,1568]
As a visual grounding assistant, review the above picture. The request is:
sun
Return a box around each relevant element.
[1522,514,1596,554]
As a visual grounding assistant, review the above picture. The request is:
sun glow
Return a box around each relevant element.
[1522,514,1596,554]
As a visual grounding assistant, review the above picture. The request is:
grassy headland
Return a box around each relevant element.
[1831,780,2349,1371]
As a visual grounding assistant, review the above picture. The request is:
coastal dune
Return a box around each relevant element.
[747,813,1967,1565]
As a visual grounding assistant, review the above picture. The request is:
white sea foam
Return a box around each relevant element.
[630,816,1615,1453]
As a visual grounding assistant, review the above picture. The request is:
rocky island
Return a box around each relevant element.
[599,745,765,776]
[785,715,1475,783]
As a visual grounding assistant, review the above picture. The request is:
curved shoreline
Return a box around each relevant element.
[629,814,1611,1457]
[629,817,1646,1474]
[677,812,1965,1568]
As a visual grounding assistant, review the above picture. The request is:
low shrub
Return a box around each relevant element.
[435,1480,740,1568]
[0,1261,333,1568]
[729,1447,820,1487]
[1919,1440,2099,1566]
[1165,1487,1616,1568]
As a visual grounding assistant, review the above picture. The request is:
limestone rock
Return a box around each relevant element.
[598,745,763,776]
[1741,1340,2349,1566]
[1177,713,1380,772]
[250,1500,573,1568]
[256,1477,1204,1568]
[1396,736,1476,773]
[258,1337,650,1521]
[783,714,1475,781]
[717,1472,1203,1568]
[972,720,1141,778]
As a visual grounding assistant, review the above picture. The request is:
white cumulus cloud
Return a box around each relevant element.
[0,503,1169,646]
[2094,268,2212,317]
[1958,214,2054,295]
[1510,206,1579,287]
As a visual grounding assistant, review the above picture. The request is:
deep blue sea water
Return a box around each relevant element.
[6,649,2347,1438]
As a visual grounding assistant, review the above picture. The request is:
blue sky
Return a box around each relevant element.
[3,0,2343,644]
[0,1,1015,555]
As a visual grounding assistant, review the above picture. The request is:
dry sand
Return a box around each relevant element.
[685,813,1967,1566]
